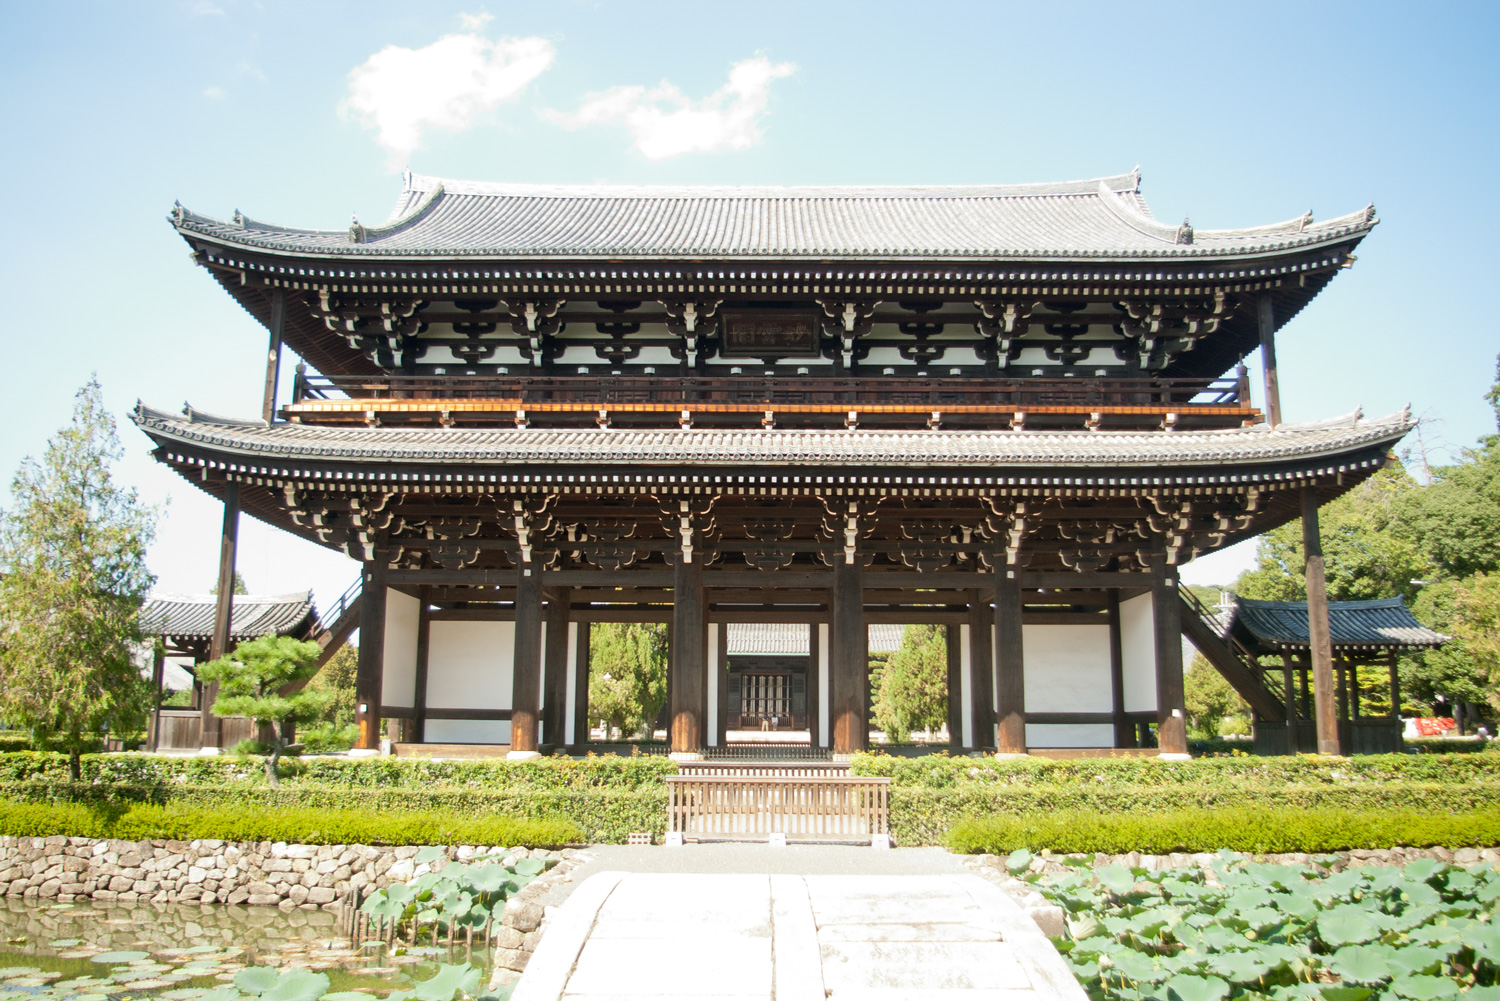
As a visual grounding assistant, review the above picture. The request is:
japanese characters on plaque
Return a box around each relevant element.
[720,313,820,357]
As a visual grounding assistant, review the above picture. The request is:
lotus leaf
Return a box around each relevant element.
[413,847,445,865]
[1318,989,1374,1001]
[512,859,546,877]
[90,952,151,964]
[1163,974,1231,1001]
[1325,945,1396,984]
[1006,849,1032,874]
[1317,906,1381,947]
[1388,973,1460,1000]
[319,993,378,1001]
[1207,951,1280,984]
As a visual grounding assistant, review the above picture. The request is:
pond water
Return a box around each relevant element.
[0,899,493,999]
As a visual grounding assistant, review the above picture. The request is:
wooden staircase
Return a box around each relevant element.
[1178,589,1287,722]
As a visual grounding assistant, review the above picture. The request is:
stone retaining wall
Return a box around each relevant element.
[0,835,570,910]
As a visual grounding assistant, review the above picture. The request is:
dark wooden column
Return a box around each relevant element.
[945,624,964,752]
[261,288,286,424]
[542,588,571,747]
[670,557,706,755]
[805,623,820,748]
[1302,486,1341,754]
[1108,591,1134,748]
[1151,556,1189,756]
[830,558,868,755]
[204,483,240,749]
[993,570,1026,755]
[148,644,165,752]
[572,622,592,749]
[968,591,995,751]
[1258,295,1281,428]
[510,564,543,756]
[412,588,431,743]
[1387,655,1402,723]
[354,557,387,751]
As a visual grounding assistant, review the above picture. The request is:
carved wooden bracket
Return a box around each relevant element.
[974,300,1032,370]
[815,300,879,369]
[659,300,723,366]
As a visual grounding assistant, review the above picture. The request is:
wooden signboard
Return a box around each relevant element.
[720,313,820,357]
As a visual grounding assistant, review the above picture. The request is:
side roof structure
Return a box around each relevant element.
[1228,596,1448,654]
[141,591,316,644]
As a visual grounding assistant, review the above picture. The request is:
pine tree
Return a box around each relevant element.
[872,624,948,743]
[0,378,157,779]
[198,635,329,786]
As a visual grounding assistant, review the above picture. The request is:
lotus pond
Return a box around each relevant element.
[0,898,496,1001]
[1018,851,1500,1001]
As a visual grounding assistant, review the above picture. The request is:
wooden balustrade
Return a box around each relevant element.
[664,774,890,843]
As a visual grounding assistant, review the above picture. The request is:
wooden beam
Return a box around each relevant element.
[670,556,705,754]
[1108,590,1133,748]
[205,483,240,750]
[830,558,868,755]
[355,559,386,751]
[994,570,1026,754]
[805,622,820,748]
[968,590,995,751]
[262,288,286,424]
[543,587,571,746]
[1302,486,1341,754]
[413,587,431,742]
[946,622,964,753]
[510,563,544,754]
[1150,555,1188,755]
[572,621,592,749]
[1258,295,1281,428]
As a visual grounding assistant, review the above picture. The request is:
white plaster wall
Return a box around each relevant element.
[959,624,974,748]
[381,589,421,709]
[707,625,720,746]
[1120,593,1158,713]
[817,624,831,748]
[427,621,513,710]
[1025,723,1115,748]
[1021,624,1112,714]
[564,623,578,746]
[424,719,511,744]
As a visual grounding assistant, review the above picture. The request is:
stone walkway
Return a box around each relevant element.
[512,871,1087,1001]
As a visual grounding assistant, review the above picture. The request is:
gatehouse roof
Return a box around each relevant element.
[171,170,1377,263]
[1229,596,1448,653]
[141,591,316,642]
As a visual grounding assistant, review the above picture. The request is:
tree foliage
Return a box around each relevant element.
[872,624,948,743]
[198,635,329,786]
[305,642,357,728]
[0,378,157,779]
[587,623,667,739]
[1183,653,1247,739]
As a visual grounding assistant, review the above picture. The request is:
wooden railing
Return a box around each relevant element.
[293,372,1245,409]
[677,761,850,778]
[665,774,890,843]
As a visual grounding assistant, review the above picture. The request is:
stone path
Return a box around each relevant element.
[512,871,1087,1001]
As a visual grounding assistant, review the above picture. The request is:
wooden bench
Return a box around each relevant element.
[665,774,890,844]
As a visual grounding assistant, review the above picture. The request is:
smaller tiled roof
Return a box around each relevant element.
[1230,596,1448,652]
[141,591,316,642]
[726,623,906,657]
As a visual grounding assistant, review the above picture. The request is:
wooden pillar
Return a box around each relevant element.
[945,624,964,752]
[572,622,592,748]
[1151,556,1188,756]
[993,570,1026,755]
[542,588,571,747]
[1387,655,1403,722]
[204,483,240,749]
[1258,295,1281,428]
[354,558,386,751]
[412,589,431,743]
[510,563,543,756]
[805,623,820,748]
[1302,486,1342,755]
[148,644,165,752]
[261,288,286,424]
[670,557,705,755]
[968,591,995,751]
[1108,591,1134,748]
[830,557,868,755]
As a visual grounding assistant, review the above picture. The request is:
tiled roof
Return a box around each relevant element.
[132,404,1412,472]
[726,623,905,656]
[141,591,316,642]
[171,170,1377,263]
[1230,597,1448,652]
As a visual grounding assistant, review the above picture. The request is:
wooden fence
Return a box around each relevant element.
[677,761,850,778]
[665,774,890,843]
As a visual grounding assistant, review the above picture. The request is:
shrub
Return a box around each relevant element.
[945,806,1500,855]
[0,800,584,847]
[300,723,357,753]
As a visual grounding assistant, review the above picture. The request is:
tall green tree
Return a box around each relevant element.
[305,642,357,728]
[1184,653,1248,739]
[198,635,328,786]
[587,623,667,739]
[0,378,157,779]
[872,624,948,743]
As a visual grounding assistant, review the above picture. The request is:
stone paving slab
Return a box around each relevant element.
[512,871,1087,1001]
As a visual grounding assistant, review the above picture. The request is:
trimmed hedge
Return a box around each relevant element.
[945,806,1500,855]
[0,800,583,847]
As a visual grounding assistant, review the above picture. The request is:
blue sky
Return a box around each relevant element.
[3,0,1496,608]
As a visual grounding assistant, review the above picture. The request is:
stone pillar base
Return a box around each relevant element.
[1156,752,1192,762]
[667,751,704,762]
[993,752,1029,761]
[506,750,543,761]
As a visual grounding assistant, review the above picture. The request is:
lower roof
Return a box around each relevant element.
[142,591,316,643]
[1229,596,1447,653]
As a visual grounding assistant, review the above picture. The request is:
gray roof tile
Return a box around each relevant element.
[726,623,904,656]
[141,592,316,642]
[1230,596,1448,651]
[132,404,1413,471]
[172,171,1377,262]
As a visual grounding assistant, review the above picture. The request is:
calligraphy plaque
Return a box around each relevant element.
[720,313,820,357]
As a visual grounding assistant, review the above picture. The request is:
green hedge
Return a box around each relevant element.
[0,800,583,847]
[945,806,1500,855]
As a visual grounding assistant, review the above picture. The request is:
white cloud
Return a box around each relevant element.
[458,11,493,30]
[342,31,555,165]
[546,56,796,160]
[202,85,227,100]
[191,0,226,15]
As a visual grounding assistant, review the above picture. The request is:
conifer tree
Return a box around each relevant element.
[198,635,328,786]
